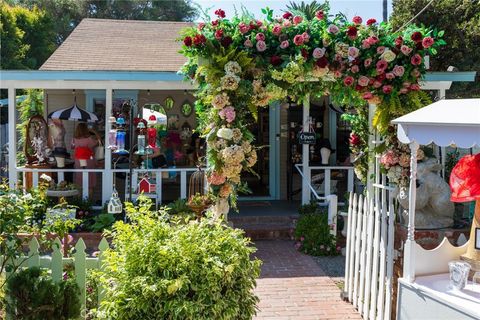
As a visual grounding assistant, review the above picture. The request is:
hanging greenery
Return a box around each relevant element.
[179,5,444,213]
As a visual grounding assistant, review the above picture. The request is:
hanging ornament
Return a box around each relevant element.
[147,115,157,148]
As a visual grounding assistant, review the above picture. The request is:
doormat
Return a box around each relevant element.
[239,201,272,207]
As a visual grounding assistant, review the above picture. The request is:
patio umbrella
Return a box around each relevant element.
[48,104,98,122]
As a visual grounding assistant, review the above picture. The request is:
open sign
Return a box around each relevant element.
[298,132,316,144]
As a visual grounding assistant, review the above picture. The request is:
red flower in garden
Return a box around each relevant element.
[301,48,309,59]
[352,16,362,25]
[293,34,304,46]
[343,76,354,86]
[221,36,233,47]
[315,10,324,20]
[215,9,226,18]
[255,33,266,41]
[411,54,422,65]
[214,29,224,40]
[346,26,358,38]
[376,73,386,81]
[411,31,423,42]
[270,55,283,66]
[238,22,249,34]
[293,16,303,25]
[198,22,205,30]
[366,18,377,26]
[211,20,219,27]
[363,92,373,100]
[376,59,388,71]
[416,42,424,50]
[283,12,293,19]
[410,83,421,91]
[183,36,192,47]
[395,36,403,47]
[382,85,393,94]
[349,133,361,146]
[422,36,434,48]
[249,21,258,30]
[316,57,329,68]
[193,34,206,45]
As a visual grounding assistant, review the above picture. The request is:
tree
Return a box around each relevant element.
[286,1,329,20]
[390,0,480,97]
[0,4,29,69]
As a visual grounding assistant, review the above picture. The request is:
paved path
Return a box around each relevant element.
[253,240,361,320]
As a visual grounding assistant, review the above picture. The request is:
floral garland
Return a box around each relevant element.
[180,7,444,213]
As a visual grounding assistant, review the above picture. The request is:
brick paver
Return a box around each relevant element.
[253,240,361,320]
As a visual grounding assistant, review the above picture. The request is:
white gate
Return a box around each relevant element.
[344,175,396,320]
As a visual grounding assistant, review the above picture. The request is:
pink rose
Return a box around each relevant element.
[364,58,372,67]
[255,32,265,41]
[376,59,388,71]
[244,39,253,48]
[293,15,303,25]
[312,47,325,59]
[334,70,343,78]
[302,32,310,42]
[377,46,386,54]
[362,40,371,49]
[293,34,304,46]
[214,29,224,40]
[382,85,393,94]
[373,81,382,88]
[422,36,434,48]
[327,24,339,34]
[238,22,249,34]
[272,24,282,36]
[343,76,354,86]
[386,73,395,80]
[348,46,359,58]
[351,65,360,73]
[410,83,421,91]
[367,36,379,45]
[399,88,409,94]
[208,171,226,185]
[358,76,370,87]
[198,22,205,30]
[411,68,421,77]
[411,54,422,65]
[219,106,236,123]
[280,40,289,49]
[363,92,373,100]
[366,18,376,26]
[352,16,362,25]
[401,45,412,55]
[393,65,405,77]
[256,40,267,52]
[315,10,324,20]
[283,19,291,27]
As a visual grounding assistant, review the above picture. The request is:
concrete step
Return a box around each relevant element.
[230,215,298,240]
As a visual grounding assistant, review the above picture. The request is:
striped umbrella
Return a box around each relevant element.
[48,104,98,122]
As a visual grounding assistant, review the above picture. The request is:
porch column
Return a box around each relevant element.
[301,93,311,204]
[8,87,17,189]
[102,88,113,204]
[403,141,419,283]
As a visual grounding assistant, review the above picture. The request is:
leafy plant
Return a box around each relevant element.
[4,266,81,320]
[97,197,261,319]
[89,213,116,233]
[286,0,329,20]
[298,200,324,215]
[167,198,192,214]
[294,208,339,256]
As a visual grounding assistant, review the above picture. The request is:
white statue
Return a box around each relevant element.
[398,158,454,229]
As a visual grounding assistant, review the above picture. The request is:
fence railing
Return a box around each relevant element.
[1,236,108,320]
[344,185,396,320]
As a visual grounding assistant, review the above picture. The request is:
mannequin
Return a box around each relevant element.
[49,118,67,167]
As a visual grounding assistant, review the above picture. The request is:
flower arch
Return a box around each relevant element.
[180,6,444,215]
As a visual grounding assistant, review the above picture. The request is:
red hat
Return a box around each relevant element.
[450,153,480,202]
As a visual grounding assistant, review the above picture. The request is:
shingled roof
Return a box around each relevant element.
[40,19,192,72]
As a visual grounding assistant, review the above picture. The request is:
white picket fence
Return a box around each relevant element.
[344,179,396,320]
[2,236,108,320]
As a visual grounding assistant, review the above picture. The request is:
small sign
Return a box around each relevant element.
[298,132,316,144]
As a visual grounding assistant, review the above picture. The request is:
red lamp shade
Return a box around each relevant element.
[450,153,480,203]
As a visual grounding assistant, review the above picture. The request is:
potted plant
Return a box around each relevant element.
[187,192,214,220]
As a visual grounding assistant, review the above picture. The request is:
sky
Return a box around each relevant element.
[193,0,393,23]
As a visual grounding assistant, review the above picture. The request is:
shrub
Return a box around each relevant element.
[294,211,340,256]
[97,197,261,320]
[4,267,81,320]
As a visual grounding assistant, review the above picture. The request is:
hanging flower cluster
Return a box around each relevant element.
[180,6,444,207]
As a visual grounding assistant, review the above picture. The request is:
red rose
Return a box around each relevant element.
[249,21,257,30]
[416,42,424,50]
[283,12,293,19]
[366,18,376,26]
[382,85,393,94]
[411,31,422,42]
[363,92,373,100]
[214,9,226,18]
[255,32,265,41]
[411,54,422,65]
[343,76,354,86]
[293,16,303,25]
[183,36,192,47]
[395,36,403,47]
[349,133,361,146]
[352,16,362,25]
[270,55,283,66]
[316,57,329,68]
[410,83,421,91]
[211,19,219,27]
[193,34,206,45]
[214,29,224,40]
[422,36,434,48]
[221,36,233,47]
[347,26,358,38]
[293,34,304,46]
[198,22,205,30]
[301,48,309,59]
[376,73,386,81]
[315,10,324,20]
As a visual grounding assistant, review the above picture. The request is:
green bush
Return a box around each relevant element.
[4,267,81,320]
[97,197,262,320]
[294,211,340,256]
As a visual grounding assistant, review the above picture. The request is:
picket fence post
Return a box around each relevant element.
[74,238,87,313]
[51,238,63,282]
[97,237,109,305]
[27,237,40,268]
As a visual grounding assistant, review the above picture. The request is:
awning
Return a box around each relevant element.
[392,98,480,148]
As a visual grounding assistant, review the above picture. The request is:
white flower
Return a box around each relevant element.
[40,174,52,182]
[217,127,234,140]
[381,49,396,62]
[224,61,242,75]
[211,93,230,109]
[220,73,240,91]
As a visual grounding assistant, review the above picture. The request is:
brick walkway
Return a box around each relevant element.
[253,240,361,320]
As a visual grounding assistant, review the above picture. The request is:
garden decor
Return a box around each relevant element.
[450,153,480,276]
[180,6,444,216]
[107,187,123,214]
[25,115,50,164]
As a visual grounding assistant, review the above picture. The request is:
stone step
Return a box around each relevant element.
[230,215,298,240]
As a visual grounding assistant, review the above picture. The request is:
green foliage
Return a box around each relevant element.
[444,149,460,183]
[286,0,329,20]
[298,200,325,215]
[294,211,339,256]
[97,198,261,320]
[89,213,116,233]
[4,266,81,320]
